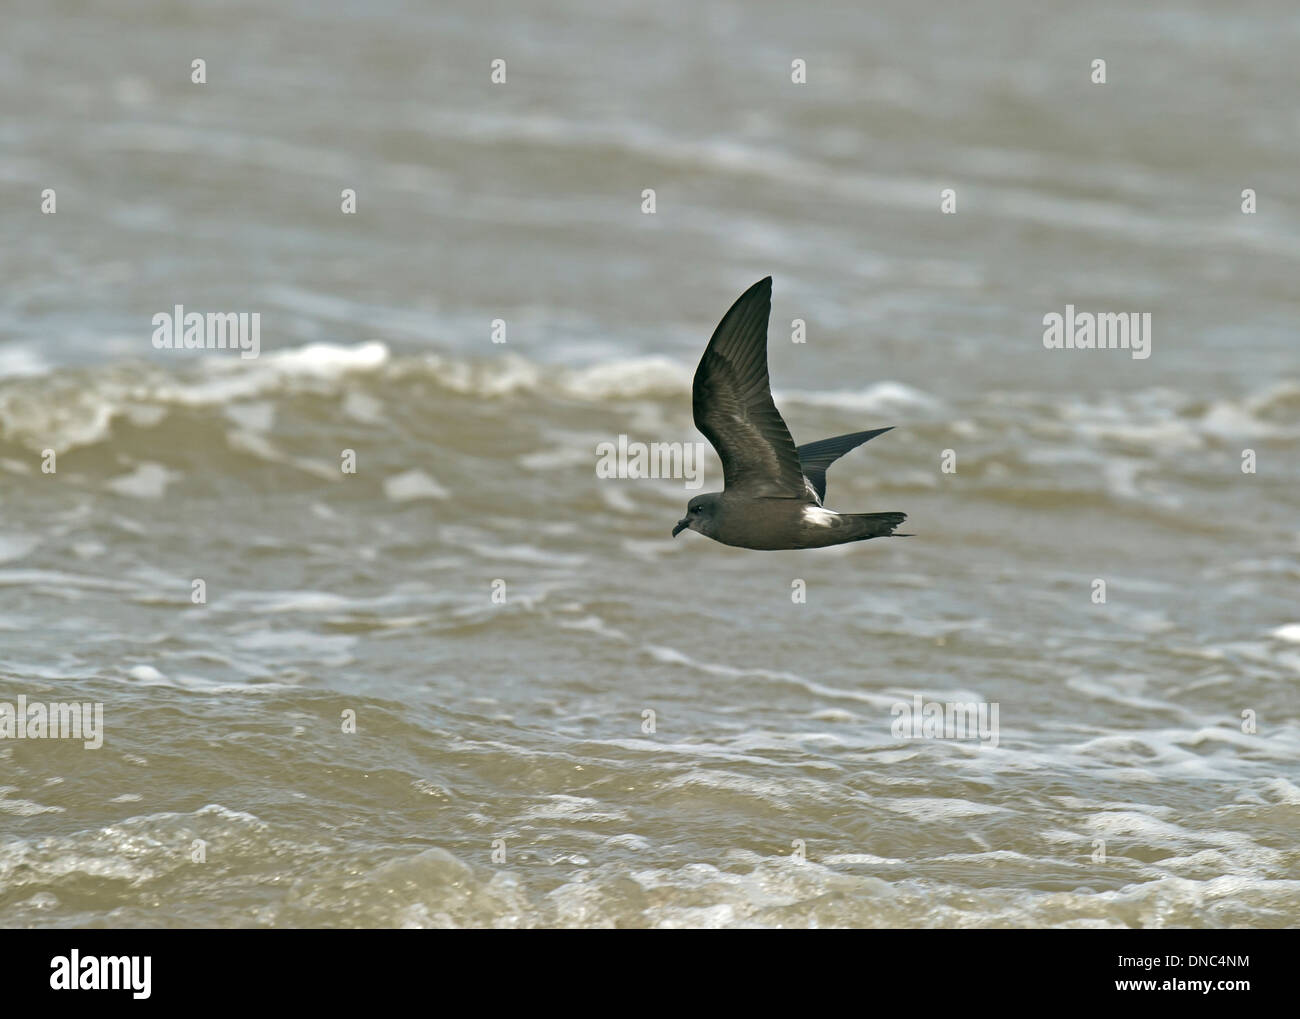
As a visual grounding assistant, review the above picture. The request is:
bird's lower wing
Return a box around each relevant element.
[796,427,894,503]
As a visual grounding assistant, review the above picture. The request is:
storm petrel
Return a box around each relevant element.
[672,277,909,550]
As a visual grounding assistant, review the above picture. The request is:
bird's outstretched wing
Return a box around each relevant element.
[692,277,808,499]
[796,427,893,503]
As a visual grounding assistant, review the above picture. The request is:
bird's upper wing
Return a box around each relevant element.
[796,427,893,503]
[692,277,809,499]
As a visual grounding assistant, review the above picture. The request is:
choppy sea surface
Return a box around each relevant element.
[1,0,1298,927]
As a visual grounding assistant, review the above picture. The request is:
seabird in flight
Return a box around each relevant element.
[672,277,909,550]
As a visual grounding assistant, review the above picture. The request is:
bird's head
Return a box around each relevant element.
[673,492,721,538]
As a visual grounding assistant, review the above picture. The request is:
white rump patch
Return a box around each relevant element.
[801,506,839,527]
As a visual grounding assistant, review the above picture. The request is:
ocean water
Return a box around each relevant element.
[1,0,1298,928]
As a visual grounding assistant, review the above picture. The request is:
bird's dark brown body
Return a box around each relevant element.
[677,492,906,551]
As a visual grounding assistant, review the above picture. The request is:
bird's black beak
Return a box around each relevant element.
[672,518,689,537]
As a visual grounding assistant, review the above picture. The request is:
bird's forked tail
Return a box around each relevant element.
[843,511,911,541]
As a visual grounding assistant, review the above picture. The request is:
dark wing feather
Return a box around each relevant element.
[692,278,808,499]
[796,427,893,503]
